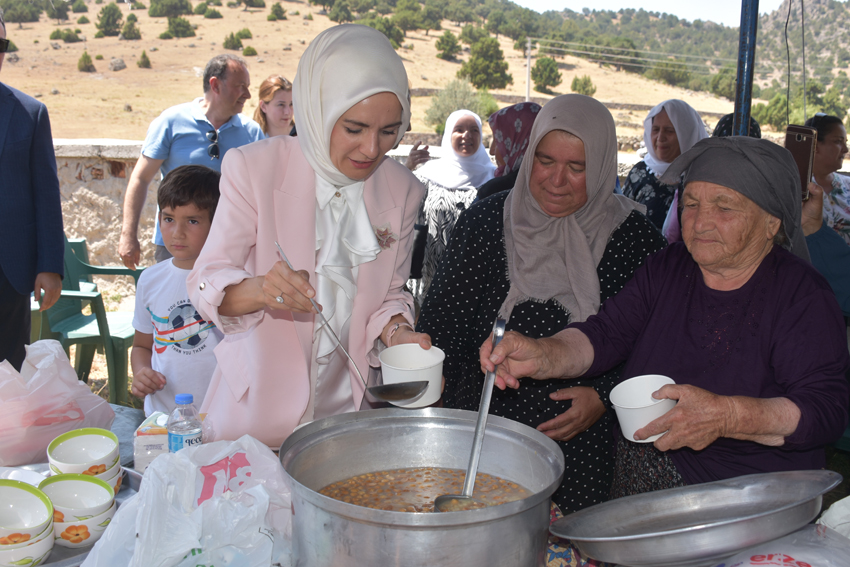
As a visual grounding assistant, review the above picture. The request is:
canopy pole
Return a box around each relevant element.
[733,0,760,136]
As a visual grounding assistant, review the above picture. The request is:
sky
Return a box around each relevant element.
[510,0,786,28]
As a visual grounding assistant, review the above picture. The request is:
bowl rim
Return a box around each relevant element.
[38,474,115,513]
[0,480,53,533]
[47,428,119,467]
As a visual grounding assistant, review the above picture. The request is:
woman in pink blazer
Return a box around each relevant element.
[188,25,430,448]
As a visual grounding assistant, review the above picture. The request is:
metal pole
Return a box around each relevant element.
[733,0,759,136]
[526,37,531,102]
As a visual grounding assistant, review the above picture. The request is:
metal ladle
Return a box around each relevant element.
[435,318,506,512]
[274,242,428,404]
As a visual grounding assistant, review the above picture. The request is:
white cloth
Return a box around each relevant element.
[132,260,223,416]
[290,24,411,409]
[415,109,496,190]
[642,99,709,177]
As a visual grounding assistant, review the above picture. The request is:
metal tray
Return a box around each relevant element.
[16,464,142,567]
[549,470,842,567]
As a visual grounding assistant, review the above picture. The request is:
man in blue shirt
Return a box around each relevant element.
[119,54,265,269]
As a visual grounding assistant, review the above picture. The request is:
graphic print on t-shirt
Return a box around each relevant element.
[148,301,216,354]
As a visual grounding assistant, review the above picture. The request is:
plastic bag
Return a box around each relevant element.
[712,524,850,567]
[82,435,292,567]
[0,340,115,466]
[818,494,850,538]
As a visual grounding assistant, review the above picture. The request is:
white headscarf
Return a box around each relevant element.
[416,110,496,190]
[642,99,709,177]
[292,24,410,367]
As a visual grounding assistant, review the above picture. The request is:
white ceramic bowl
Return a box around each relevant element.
[47,428,119,476]
[101,468,124,496]
[38,475,114,522]
[0,480,53,545]
[0,522,53,567]
[0,520,52,550]
[53,501,116,549]
[92,459,121,483]
[610,374,677,443]
[379,344,445,408]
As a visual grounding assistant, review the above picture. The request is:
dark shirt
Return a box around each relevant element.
[418,191,667,512]
[475,169,519,202]
[574,243,850,485]
[807,221,850,317]
[622,160,682,230]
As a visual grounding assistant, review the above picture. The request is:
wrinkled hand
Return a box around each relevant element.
[537,386,605,442]
[392,327,432,350]
[405,141,431,171]
[262,260,320,313]
[34,272,62,311]
[801,182,825,236]
[634,384,735,451]
[131,367,166,397]
[480,330,546,390]
[118,232,141,270]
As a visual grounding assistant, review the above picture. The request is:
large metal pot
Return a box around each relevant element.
[279,408,565,567]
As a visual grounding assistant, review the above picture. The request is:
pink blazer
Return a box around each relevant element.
[187,136,425,448]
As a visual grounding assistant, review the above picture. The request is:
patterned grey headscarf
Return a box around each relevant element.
[661,136,810,262]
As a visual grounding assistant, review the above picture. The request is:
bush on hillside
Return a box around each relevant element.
[223,32,242,50]
[78,15,90,23]
[95,2,123,36]
[121,20,141,39]
[570,75,596,97]
[204,8,222,17]
[78,50,96,72]
[267,2,284,20]
[71,0,87,12]
[458,37,512,90]
[532,57,562,93]
[435,30,460,60]
[193,2,207,14]
[167,15,195,37]
[242,45,257,56]
[148,0,191,18]
[138,50,151,68]
[234,27,252,39]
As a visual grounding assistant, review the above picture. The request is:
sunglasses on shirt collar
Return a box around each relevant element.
[206,129,219,160]
[0,39,11,54]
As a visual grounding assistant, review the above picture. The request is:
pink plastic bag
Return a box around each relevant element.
[0,340,115,466]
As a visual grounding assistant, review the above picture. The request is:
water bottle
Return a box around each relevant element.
[167,394,203,453]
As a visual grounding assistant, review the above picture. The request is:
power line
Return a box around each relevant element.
[531,45,714,74]
[529,37,737,65]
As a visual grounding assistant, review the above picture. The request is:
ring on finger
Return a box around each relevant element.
[275,295,285,304]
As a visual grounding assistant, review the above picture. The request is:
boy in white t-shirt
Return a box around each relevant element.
[131,165,224,416]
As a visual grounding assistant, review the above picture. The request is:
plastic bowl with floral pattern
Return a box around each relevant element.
[0,480,54,545]
[47,428,119,476]
[53,500,116,549]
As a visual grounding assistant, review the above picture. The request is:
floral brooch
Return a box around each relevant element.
[374,224,398,251]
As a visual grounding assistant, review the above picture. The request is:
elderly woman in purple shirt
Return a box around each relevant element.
[480,136,850,498]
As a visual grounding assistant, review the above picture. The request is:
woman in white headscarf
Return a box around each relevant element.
[188,25,430,448]
[623,99,709,229]
[417,95,667,512]
[408,110,496,304]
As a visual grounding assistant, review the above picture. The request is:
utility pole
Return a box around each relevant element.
[526,37,531,102]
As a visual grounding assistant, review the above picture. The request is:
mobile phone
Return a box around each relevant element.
[784,125,818,201]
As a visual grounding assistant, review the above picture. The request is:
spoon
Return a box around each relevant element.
[273,242,428,404]
[435,317,506,512]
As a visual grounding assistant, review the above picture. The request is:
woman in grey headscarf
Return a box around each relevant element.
[482,136,849,499]
[417,94,667,512]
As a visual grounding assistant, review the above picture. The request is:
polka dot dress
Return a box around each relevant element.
[417,191,668,513]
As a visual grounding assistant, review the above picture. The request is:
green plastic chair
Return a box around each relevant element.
[38,237,144,405]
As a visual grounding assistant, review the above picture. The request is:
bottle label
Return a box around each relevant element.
[168,431,203,452]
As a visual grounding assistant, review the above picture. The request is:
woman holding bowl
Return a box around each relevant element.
[482,136,850,498]
[418,95,667,512]
[188,25,430,448]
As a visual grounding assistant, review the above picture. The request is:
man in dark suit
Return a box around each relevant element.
[0,13,65,370]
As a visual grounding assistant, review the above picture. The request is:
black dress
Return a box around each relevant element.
[622,160,683,231]
[417,191,667,513]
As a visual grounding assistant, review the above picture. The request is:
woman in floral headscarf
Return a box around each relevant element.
[476,102,542,202]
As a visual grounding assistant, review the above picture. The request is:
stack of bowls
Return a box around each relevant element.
[0,480,54,567]
[47,428,124,494]
[38,475,116,549]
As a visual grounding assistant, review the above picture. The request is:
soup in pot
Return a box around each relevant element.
[319,466,531,512]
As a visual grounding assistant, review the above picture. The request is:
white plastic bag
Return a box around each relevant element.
[0,340,115,466]
[82,435,292,567]
[818,494,850,538]
[712,524,850,567]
